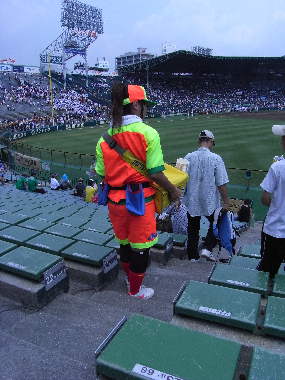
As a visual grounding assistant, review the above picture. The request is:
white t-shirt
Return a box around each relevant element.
[50,177,60,189]
[183,147,229,216]
[260,160,285,238]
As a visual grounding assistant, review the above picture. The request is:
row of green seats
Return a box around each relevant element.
[95,313,285,380]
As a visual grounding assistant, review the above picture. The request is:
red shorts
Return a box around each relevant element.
[108,200,158,249]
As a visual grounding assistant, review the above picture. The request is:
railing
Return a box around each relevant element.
[1,142,269,221]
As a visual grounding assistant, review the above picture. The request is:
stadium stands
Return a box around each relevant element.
[0,184,284,378]
[2,55,285,377]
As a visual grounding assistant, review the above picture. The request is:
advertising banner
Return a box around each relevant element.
[14,152,41,171]
[64,47,86,56]
[24,66,40,74]
[12,65,24,73]
[0,64,12,72]
[8,123,82,141]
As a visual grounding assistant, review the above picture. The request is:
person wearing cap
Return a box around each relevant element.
[73,178,85,197]
[95,82,180,299]
[257,125,285,276]
[183,130,230,262]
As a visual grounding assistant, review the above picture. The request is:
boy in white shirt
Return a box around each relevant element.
[258,125,285,276]
[50,174,60,190]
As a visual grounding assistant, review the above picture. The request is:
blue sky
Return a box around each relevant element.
[1,0,285,67]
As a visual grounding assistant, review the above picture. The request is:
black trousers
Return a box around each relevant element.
[187,212,217,259]
[257,232,285,276]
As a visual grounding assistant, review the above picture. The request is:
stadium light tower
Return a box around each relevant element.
[40,0,103,88]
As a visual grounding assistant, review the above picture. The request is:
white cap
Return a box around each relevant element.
[199,130,215,140]
[272,125,285,136]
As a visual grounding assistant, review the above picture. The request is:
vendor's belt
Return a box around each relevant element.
[109,182,151,191]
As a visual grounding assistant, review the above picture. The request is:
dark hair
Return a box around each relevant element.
[111,82,141,127]
[88,179,94,186]
[198,137,211,143]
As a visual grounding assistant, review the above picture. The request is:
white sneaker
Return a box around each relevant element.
[129,286,154,299]
[190,259,199,263]
[125,277,148,292]
[200,249,216,262]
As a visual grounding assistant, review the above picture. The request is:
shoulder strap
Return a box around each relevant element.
[102,133,149,178]
[103,133,125,156]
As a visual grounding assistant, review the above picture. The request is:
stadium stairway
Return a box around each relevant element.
[0,253,214,379]
[1,185,284,379]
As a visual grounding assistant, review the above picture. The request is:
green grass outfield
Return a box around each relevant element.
[20,113,283,170]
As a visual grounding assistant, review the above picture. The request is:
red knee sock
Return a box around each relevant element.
[128,270,144,295]
[121,262,130,278]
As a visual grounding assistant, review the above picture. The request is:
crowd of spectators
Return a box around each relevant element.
[1,71,285,137]
[124,73,285,115]
[0,114,88,136]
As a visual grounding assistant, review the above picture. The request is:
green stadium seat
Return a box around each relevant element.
[172,233,187,247]
[60,216,89,228]
[0,226,40,244]
[37,213,65,223]
[209,264,269,295]
[17,210,42,219]
[0,213,31,225]
[154,232,173,251]
[105,238,120,249]
[62,241,117,267]
[248,347,285,380]
[25,233,74,255]
[263,296,285,338]
[44,224,82,238]
[238,243,261,258]
[229,256,259,270]
[82,220,112,233]
[96,314,242,380]
[0,240,17,256]
[175,281,260,331]
[278,263,285,275]
[73,230,113,246]
[272,275,285,298]
[0,205,23,214]
[0,246,63,281]
[18,217,55,232]
[0,222,9,230]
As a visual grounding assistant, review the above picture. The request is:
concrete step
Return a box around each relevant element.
[69,270,191,321]
[40,292,127,333]
[5,308,123,368]
[0,329,95,380]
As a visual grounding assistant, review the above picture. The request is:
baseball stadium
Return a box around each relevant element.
[0,1,285,379]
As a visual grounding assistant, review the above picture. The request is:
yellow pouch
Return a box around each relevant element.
[153,164,188,214]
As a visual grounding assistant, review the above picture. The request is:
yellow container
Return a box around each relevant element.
[153,163,188,214]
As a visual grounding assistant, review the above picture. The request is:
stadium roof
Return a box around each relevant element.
[119,50,285,74]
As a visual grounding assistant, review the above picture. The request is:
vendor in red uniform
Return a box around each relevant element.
[95,83,180,299]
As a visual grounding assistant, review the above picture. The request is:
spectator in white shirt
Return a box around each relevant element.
[50,174,60,190]
[183,130,230,262]
[258,125,285,276]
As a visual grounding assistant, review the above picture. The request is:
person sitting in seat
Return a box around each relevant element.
[27,171,46,194]
[84,179,97,202]
[15,174,28,190]
[59,173,72,190]
[50,174,60,190]
[73,178,85,197]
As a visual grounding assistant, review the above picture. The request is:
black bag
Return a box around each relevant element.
[156,214,173,233]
